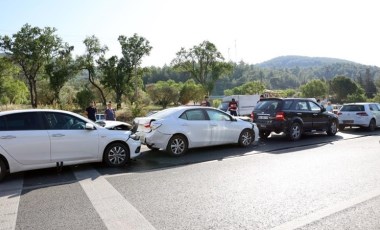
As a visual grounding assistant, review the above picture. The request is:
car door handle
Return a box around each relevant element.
[296,113,302,115]
[210,124,218,126]
[51,134,65,137]
[0,135,16,139]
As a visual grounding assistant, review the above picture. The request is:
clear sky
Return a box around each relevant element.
[1,0,379,67]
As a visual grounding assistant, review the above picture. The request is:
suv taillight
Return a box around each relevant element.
[275,111,285,121]
[251,112,255,122]
[356,112,368,116]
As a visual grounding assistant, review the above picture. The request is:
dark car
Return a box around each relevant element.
[251,98,339,141]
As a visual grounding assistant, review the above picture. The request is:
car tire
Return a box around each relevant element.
[287,122,302,141]
[339,125,345,131]
[103,142,130,167]
[238,129,254,147]
[166,134,188,156]
[368,119,376,132]
[259,131,270,139]
[327,120,338,136]
[0,158,7,182]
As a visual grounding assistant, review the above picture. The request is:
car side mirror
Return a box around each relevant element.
[321,107,326,112]
[85,123,95,130]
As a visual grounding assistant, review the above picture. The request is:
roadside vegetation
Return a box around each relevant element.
[1,24,380,122]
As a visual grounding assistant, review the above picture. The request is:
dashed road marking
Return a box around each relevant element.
[0,178,23,230]
[73,166,156,230]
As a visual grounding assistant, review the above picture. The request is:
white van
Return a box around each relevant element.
[218,95,261,116]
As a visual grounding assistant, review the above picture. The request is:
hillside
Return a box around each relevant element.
[257,55,357,68]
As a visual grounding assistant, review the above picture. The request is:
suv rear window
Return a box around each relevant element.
[255,100,280,112]
[340,105,365,112]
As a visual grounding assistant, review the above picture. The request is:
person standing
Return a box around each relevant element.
[325,101,333,113]
[85,101,97,121]
[201,96,211,106]
[104,101,116,121]
[228,98,238,116]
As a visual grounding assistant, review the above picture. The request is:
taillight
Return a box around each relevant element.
[251,112,255,121]
[144,123,151,128]
[275,111,285,121]
[337,112,342,115]
[356,112,368,116]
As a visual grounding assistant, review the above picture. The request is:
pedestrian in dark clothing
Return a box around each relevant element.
[201,96,211,106]
[104,101,116,121]
[85,101,97,121]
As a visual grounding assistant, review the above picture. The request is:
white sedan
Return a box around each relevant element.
[0,109,141,181]
[133,106,259,156]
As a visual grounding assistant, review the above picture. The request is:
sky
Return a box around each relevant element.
[1,0,379,67]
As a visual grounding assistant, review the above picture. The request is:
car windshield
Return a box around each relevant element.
[340,105,365,112]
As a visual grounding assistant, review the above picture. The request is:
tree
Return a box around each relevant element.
[299,79,328,98]
[45,46,77,105]
[77,35,108,106]
[171,40,233,95]
[179,79,205,105]
[0,24,66,108]
[224,81,266,95]
[99,34,152,109]
[363,68,377,98]
[329,76,359,102]
[146,80,180,108]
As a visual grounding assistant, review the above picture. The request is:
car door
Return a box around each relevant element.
[44,112,99,162]
[0,112,51,165]
[308,101,329,130]
[295,100,313,131]
[205,109,240,145]
[179,109,212,147]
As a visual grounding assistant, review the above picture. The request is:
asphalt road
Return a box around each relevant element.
[1,128,380,230]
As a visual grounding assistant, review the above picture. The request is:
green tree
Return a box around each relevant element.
[171,40,233,95]
[329,76,359,102]
[146,80,180,108]
[45,46,77,105]
[76,88,95,110]
[99,34,151,109]
[224,81,265,95]
[77,35,108,105]
[179,79,205,105]
[0,24,66,108]
[299,79,328,98]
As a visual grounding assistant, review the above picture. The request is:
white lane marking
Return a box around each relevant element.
[271,188,380,230]
[0,178,23,230]
[73,167,155,230]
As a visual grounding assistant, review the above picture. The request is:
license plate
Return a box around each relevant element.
[258,115,269,119]
[343,120,354,124]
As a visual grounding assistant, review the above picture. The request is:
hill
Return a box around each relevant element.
[257,55,357,68]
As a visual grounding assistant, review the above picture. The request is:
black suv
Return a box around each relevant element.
[251,98,339,141]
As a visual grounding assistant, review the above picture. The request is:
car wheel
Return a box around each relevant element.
[166,134,188,156]
[147,144,159,151]
[239,129,254,147]
[259,131,270,139]
[368,119,376,131]
[327,120,338,136]
[287,122,302,141]
[103,143,130,167]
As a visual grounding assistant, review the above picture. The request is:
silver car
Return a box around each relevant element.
[0,109,141,181]
[134,106,259,156]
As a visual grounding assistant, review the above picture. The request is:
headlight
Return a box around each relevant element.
[129,134,140,141]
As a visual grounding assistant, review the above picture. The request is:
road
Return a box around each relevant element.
[1,128,380,230]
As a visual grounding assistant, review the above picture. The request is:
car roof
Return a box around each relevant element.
[0,109,77,116]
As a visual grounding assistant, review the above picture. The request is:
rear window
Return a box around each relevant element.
[255,100,280,112]
[340,105,365,112]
